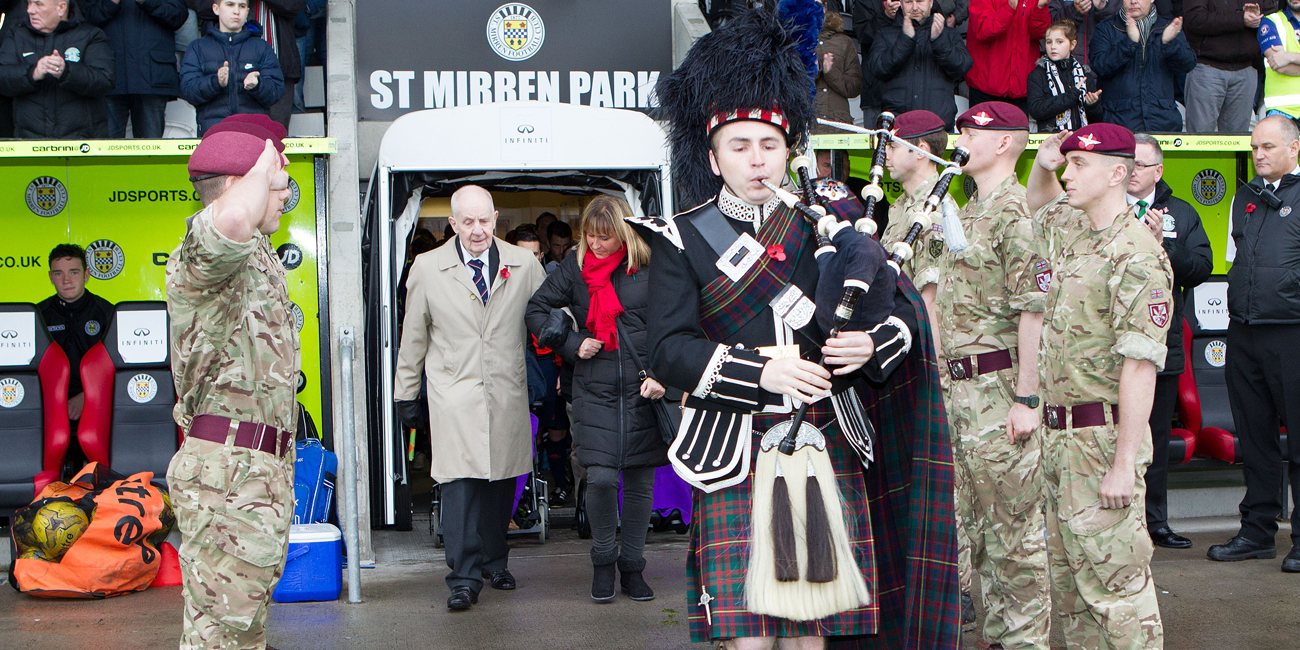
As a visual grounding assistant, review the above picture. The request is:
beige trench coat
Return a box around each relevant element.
[394,238,546,482]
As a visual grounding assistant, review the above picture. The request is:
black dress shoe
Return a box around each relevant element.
[447,586,478,611]
[1207,535,1276,562]
[482,569,516,590]
[1150,525,1193,549]
[1282,545,1300,573]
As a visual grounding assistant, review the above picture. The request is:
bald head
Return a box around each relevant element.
[1252,116,1300,184]
[449,185,498,256]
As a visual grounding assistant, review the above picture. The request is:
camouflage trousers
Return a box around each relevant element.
[947,368,1051,650]
[1041,420,1163,650]
[167,435,294,650]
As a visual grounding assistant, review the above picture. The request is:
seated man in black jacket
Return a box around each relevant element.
[38,244,115,424]
[866,0,972,127]
[0,0,113,138]
[1127,134,1213,549]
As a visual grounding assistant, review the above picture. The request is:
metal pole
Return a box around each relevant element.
[339,326,362,603]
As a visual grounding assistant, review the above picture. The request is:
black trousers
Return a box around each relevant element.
[440,477,515,593]
[1226,321,1300,545]
[1145,374,1180,528]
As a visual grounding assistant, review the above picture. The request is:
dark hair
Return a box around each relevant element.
[907,130,950,161]
[547,220,573,241]
[410,229,437,256]
[514,223,539,235]
[1047,19,1077,42]
[514,229,542,244]
[49,243,86,270]
[536,211,557,225]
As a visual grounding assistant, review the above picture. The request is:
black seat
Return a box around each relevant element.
[0,303,71,515]
[78,301,178,479]
[1184,278,1239,462]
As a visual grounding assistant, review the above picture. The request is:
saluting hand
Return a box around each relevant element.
[1036,129,1072,172]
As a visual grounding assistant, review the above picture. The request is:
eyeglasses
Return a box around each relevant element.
[1134,161,1161,170]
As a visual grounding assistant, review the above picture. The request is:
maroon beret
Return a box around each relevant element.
[956,102,1028,131]
[188,114,286,179]
[223,113,288,142]
[1060,123,1136,158]
[892,110,947,139]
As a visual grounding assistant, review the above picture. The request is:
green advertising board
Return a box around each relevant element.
[812,134,1246,274]
[0,138,334,441]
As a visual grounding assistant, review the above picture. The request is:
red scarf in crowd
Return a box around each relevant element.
[582,247,627,350]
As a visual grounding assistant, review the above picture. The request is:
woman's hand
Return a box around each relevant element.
[1083,89,1103,105]
[577,338,604,359]
[641,377,666,400]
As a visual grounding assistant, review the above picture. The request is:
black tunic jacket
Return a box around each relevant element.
[525,252,668,470]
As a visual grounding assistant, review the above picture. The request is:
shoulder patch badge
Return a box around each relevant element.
[1035,270,1052,292]
[928,238,944,259]
[1150,302,1170,328]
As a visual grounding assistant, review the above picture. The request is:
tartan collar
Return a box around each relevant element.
[717,186,780,226]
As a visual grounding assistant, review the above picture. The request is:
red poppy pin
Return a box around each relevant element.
[1246,203,1257,214]
[500,268,511,280]
[766,244,786,262]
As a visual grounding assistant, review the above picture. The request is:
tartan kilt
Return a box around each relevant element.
[687,399,879,641]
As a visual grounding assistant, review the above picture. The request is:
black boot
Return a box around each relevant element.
[591,549,617,602]
[619,556,655,601]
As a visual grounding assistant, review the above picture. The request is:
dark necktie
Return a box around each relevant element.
[467,258,489,304]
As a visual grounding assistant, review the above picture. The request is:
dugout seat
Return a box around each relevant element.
[1182,279,1238,463]
[0,303,71,515]
[1166,320,1197,465]
[78,302,180,479]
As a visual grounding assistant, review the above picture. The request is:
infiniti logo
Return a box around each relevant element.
[1206,298,1223,306]
[0,330,15,339]
[517,124,535,133]
[134,328,150,336]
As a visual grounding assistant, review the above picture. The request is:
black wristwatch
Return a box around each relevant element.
[1014,394,1040,409]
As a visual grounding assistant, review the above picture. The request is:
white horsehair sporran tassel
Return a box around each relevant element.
[746,419,870,620]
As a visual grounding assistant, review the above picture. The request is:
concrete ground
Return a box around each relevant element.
[2,512,1297,650]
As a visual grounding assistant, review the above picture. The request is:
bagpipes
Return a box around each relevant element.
[744,159,891,620]
[857,111,895,231]
[885,147,970,273]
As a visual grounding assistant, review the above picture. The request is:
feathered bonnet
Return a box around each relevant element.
[655,0,822,211]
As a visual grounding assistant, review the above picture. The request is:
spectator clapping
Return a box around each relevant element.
[866,0,974,127]
[180,0,283,135]
[1027,19,1103,130]
[1089,0,1196,132]
[1183,0,1277,133]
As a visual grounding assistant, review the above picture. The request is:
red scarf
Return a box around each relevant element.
[581,247,627,350]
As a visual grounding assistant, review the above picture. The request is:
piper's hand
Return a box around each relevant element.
[640,377,666,400]
[1036,130,1071,172]
[577,337,604,359]
[822,331,877,375]
[1099,466,1136,509]
[760,357,832,404]
[1005,402,1038,443]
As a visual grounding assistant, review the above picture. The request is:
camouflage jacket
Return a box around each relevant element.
[166,205,301,434]
[936,175,1047,359]
[884,171,943,288]
[1040,201,1173,408]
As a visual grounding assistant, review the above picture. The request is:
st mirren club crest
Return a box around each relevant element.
[1150,302,1170,328]
[85,239,125,280]
[0,377,24,408]
[1192,169,1226,206]
[283,176,301,213]
[127,373,158,404]
[25,176,68,217]
[487,3,545,61]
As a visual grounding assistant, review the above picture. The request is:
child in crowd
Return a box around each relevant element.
[179,0,284,135]
[1026,20,1102,133]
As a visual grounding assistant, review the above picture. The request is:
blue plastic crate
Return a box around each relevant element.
[272,523,342,603]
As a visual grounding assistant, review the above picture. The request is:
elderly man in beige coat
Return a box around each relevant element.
[394,185,546,611]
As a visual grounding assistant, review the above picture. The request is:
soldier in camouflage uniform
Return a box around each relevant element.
[164,115,298,650]
[937,103,1051,650]
[1027,125,1172,650]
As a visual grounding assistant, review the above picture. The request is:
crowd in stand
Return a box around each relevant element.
[0,0,324,139]
[808,0,1298,134]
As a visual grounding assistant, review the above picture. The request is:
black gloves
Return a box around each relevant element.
[396,400,426,432]
[536,307,575,351]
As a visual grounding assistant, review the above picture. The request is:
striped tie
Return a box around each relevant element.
[467,258,489,304]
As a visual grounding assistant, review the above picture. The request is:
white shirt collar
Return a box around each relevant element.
[1267,165,1300,190]
[717,185,780,226]
[458,240,491,267]
[1127,189,1157,206]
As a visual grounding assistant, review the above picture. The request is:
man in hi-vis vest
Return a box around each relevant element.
[1259,0,1300,119]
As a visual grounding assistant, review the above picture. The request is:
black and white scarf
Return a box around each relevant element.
[1041,56,1090,132]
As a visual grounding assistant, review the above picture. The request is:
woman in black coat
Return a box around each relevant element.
[525,195,669,604]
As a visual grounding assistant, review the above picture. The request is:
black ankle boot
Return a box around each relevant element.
[618,556,654,601]
[591,549,618,602]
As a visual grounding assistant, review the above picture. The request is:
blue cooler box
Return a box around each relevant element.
[272,523,342,603]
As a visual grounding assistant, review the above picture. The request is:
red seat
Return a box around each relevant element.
[77,302,180,480]
[1165,318,1197,464]
[1181,280,1239,463]
[0,303,71,514]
